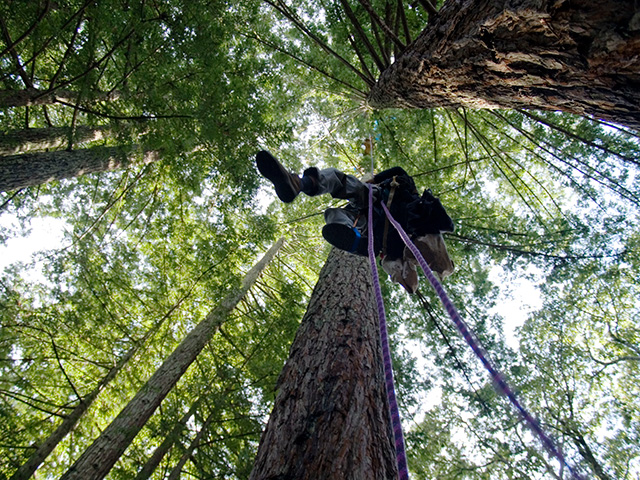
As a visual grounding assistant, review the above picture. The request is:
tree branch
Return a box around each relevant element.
[414,0,438,16]
[0,0,51,59]
[263,0,375,87]
[242,32,368,97]
[519,110,640,167]
[0,15,34,88]
[339,0,388,72]
[357,0,406,52]
[492,111,640,207]
[397,0,412,46]
[448,232,618,260]
[49,12,85,88]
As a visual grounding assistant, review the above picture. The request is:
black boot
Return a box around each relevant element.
[256,150,302,203]
[322,223,369,256]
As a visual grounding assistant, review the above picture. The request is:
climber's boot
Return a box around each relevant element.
[322,223,368,257]
[256,150,302,203]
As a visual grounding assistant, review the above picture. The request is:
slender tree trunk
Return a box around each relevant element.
[9,347,136,480]
[368,0,640,130]
[249,248,398,480]
[9,291,190,480]
[60,238,285,480]
[133,401,200,480]
[0,146,159,192]
[0,88,121,108]
[166,409,215,480]
[0,126,111,156]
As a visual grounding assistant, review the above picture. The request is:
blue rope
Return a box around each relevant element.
[379,200,586,480]
[367,184,410,480]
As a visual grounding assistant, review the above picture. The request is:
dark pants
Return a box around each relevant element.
[303,167,375,233]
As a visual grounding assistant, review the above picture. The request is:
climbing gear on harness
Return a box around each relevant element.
[256,150,302,203]
[405,234,455,279]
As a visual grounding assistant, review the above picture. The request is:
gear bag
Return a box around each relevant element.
[406,189,454,236]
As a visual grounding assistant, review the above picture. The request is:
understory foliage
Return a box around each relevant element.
[1,1,639,479]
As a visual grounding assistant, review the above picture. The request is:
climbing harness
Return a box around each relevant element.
[371,194,586,480]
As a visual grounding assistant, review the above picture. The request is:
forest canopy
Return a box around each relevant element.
[0,1,639,479]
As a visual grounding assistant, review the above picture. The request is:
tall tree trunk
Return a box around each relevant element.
[9,291,191,480]
[60,238,285,480]
[368,0,640,130]
[133,400,200,480]
[0,88,121,108]
[249,248,398,480]
[0,146,158,192]
[166,409,215,480]
[0,126,111,156]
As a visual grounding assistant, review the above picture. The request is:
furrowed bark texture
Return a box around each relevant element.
[368,0,640,129]
[0,88,121,108]
[0,126,111,156]
[249,248,397,480]
[60,238,285,480]
[0,146,158,192]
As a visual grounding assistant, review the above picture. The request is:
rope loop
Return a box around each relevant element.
[378,199,586,480]
[367,184,410,480]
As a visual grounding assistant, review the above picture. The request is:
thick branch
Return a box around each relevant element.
[358,0,406,51]
[339,0,388,72]
[0,1,51,58]
[264,0,375,87]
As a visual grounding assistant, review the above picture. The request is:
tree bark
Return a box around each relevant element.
[0,126,111,156]
[249,248,398,480]
[0,146,158,192]
[60,238,285,480]
[368,0,640,130]
[0,88,121,108]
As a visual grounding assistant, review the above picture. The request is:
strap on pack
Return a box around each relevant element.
[381,176,399,257]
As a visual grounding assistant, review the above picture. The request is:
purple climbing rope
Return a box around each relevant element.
[379,200,586,480]
[367,185,410,480]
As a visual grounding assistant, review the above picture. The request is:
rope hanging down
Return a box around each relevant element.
[378,198,586,480]
[367,184,410,480]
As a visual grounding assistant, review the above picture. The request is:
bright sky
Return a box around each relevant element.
[0,215,67,275]
[488,264,543,348]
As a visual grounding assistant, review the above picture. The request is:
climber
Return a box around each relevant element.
[256,150,455,293]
